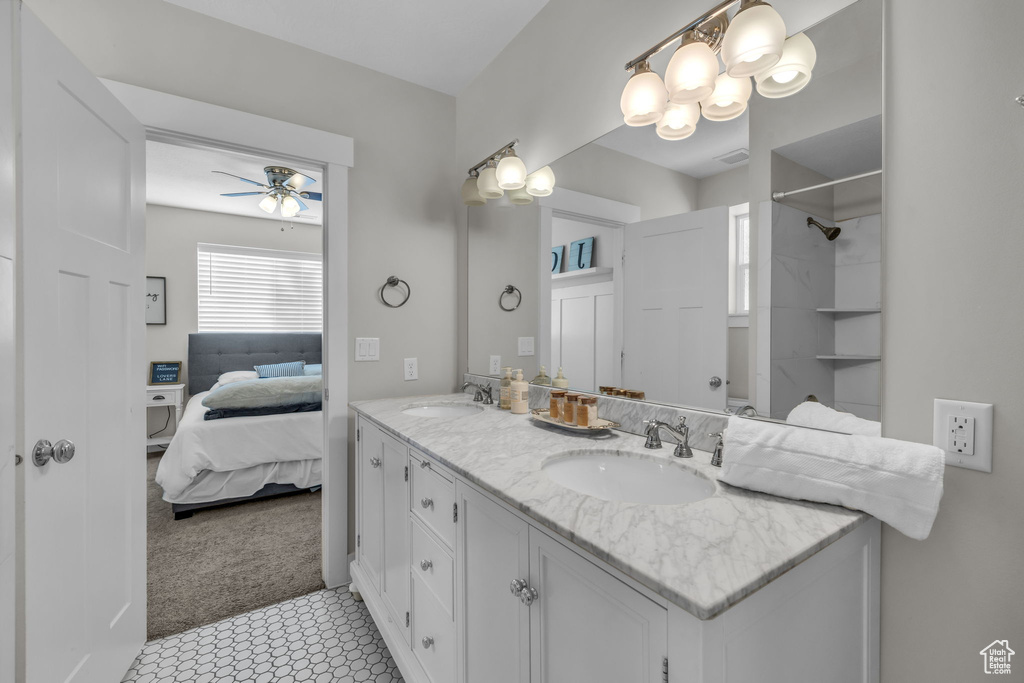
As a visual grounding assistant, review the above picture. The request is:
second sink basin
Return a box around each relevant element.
[542,450,715,505]
[402,403,483,418]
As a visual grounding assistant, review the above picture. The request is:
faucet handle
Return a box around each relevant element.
[707,431,723,440]
[677,416,688,429]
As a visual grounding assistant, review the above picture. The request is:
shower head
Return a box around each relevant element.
[808,217,841,241]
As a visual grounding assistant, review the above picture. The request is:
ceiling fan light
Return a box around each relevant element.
[477,160,504,199]
[700,73,752,121]
[755,32,816,98]
[525,166,556,197]
[665,38,719,105]
[496,150,527,190]
[656,102,700,140]
[281,195,301,218]
[462,174,487,206]
[258,194,279,214]
[721,1,786,77]
[620,61,668,127]
[508,186,535,205]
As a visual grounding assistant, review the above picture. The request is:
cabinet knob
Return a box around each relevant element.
[421,636,434,649]
[370,457,382,468]
[420,559,433,571]
[419,459,431,469]
[420,497,434,509]
[510,578,527,597]
[519,585,539,606]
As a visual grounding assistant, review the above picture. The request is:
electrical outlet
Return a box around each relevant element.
[933,399,993,472]
[518,337,535,357]
[489,355,502,375]
[404,357,418,381]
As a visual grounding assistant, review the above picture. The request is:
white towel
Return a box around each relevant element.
[720,416,944,540]
[787,401,882,437]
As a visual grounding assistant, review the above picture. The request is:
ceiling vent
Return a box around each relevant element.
[714,148,750,165]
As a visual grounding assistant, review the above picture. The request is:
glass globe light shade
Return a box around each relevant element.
[721,2,786,77]
[700,73,752,121]
[656,102,700,140]
[525,166,556,197]
[754,32,816,98]
[258,194,279,214]
[476,161,504,199]
[496,151,527,190]
[280,195,301,218]
[619,62,668,127]
[665,39,719,104]
[508,186,534,205]
[461,175,486,206]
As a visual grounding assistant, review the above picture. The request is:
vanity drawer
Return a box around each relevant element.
[411,516,454,618]
[412,572,456,683]
[410,448,453,483]
[410,456,456,548]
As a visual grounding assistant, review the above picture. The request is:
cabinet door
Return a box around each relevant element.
[381,429,410,644]
[529,531,667,683]
[456,482,530,683]
[356,418,384,594]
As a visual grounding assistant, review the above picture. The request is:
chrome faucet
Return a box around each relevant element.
[730,404,757,417]
[461,381,494,404]
[643,417,694,458]
[708,432,724,467]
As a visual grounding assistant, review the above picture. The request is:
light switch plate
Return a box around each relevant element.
[489,355,502,375]
[518,337,535,357]
[355,337,380,362]
[933,399,993,472]
[404,357,418,381]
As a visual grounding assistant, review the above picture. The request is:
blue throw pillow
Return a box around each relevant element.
[303,364,322,376]
[254,360,306,378]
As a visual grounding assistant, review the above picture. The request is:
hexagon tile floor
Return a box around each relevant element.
[121,586,405,683]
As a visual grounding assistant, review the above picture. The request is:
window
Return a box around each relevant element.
[728,203,750,322]
[197,243,322,332]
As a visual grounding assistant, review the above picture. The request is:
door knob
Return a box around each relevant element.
[708,376,723,389]
[32,439,75,467]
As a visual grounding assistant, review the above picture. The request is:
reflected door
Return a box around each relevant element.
[623,206,729,409]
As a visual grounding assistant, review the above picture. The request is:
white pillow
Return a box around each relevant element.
[209,370,259,391]
[202,375,323,410]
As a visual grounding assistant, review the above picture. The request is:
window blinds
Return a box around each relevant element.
[197,243,323,333]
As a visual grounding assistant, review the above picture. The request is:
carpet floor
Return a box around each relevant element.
[147,453,325,641]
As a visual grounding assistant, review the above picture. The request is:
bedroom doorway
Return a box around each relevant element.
[106,81,354,641]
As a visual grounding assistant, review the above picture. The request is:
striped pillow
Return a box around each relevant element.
[253,360,306,378]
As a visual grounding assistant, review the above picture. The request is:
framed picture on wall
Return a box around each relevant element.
[551,246,564,274]
[146,276,166,325]
[568,237,594,272]
[149,361,181,385]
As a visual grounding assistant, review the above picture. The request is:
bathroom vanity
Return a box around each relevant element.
[351,394,880,683]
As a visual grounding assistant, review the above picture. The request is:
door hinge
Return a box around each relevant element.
[357,534,361,547]
[325,388,330,401]
[404,465,409,482]
[405,611,410,628]
[453,502,458,523]
[356,428,360,442]
[663,657,668,683]
[14,454,22,466]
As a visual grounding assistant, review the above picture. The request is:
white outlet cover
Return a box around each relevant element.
[404,357,418,381]
[518,337,535,357]
[933,399,993,472]
[489,355,502,375]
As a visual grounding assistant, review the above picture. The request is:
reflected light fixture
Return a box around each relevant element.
[258,194,279,214]
[462,140,556,206]
[620,0,813,140]
[280,195,301,218]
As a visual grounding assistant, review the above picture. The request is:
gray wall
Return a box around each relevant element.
[696,165,748,211]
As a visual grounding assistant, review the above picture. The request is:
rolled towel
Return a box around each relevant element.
[787,401,881,437]
[720,416,944,540]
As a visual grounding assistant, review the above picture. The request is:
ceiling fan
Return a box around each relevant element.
[214,166,322,218]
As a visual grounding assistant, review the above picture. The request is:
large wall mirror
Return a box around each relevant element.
[468,0,882,424]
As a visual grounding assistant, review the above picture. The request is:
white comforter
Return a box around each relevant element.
[156,390,323,500]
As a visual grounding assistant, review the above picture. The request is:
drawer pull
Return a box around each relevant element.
[420,559,433,571]
[152,395,165,401]
[421,636,434,649]
[370,457,382,468]
[420,497,434,509]
[419,459,431,469]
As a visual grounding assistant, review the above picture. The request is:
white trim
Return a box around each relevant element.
[101,81,353,588]
[539,187,641,224]
[728,315,749,328]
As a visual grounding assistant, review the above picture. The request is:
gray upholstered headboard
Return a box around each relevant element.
[187,333,322,395]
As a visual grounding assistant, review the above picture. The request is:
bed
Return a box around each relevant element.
[156,332,324,520]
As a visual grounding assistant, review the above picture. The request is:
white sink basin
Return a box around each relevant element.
[542,451,715,505]
[402,403,484,418]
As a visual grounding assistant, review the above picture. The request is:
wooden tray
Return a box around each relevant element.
[529,409,619,432]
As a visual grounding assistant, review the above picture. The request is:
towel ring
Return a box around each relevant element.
[380,276,411,308]
[499,285,522,312]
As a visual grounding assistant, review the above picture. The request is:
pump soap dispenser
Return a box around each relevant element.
[510,370,529,414]
[552,367,569,389]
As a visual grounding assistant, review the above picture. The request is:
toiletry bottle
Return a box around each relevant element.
[549,389,567,421]
[552,367,569,389]
[531,365,551,386]
[563,393,579,424]
[510,370,529,414]
[499,367,513,410]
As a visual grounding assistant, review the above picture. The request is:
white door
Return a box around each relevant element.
[551,280,618,393]
[623,206,729,409]
[357,418,385,594]
[381,431,410,643]
[19,7,147,682]
[529,531,667,683]
[457,482,530,683]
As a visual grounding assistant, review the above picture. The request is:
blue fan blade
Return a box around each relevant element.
[303,192,322,201]
[284,172,316,191]
[212,170,266,187]
[294,196,310,212]
[220,192,264,197]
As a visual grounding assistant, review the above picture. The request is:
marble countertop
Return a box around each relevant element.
[352,393,868,620]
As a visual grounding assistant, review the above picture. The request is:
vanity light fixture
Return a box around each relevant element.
[621,0,813,138]
[462,140,556,206]
[657,102,701,140]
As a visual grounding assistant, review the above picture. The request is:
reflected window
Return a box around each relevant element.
[728,204,750,321]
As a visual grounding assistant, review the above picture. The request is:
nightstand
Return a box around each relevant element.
[146,383,185,448]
